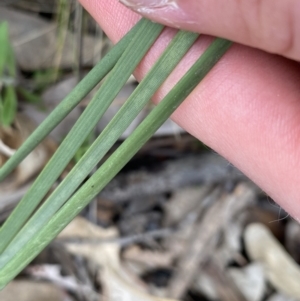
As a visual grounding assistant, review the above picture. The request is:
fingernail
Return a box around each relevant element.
[120,0,195,30]
[120,0,179,12]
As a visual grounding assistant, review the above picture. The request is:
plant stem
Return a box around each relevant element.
[0,38,232,288]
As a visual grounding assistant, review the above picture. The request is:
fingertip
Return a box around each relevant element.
[79,0,140,43]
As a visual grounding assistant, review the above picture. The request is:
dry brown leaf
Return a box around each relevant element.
[123,246,174,278]
[26,264,99,299]
[267,294,298,301]
[163,186,211,226]
[228,264,266,301]
[0,139,15,157]
[193,272,219,300]
[0,280,73,301]
[59,217,178,301]
[0,113,56,190]
[124,246,174,269]
[245,223,300,300]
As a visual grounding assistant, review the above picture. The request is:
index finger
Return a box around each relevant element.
[80,0,300,220]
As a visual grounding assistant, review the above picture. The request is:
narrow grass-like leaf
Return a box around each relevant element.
[0,22,9,76]
[0,38,232,288]
[0,86,17,126]
[0,18,143,182]
[0,19,164,253]
[0,22,17,127]
[0,30,199,268]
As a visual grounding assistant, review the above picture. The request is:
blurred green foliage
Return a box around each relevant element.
[0,22,17,127]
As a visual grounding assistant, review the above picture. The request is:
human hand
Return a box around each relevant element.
[79,0,300,220]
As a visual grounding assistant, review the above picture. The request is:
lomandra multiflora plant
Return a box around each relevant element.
[0,17,232,287]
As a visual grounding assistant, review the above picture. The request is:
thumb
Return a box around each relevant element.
[121,0,300,61]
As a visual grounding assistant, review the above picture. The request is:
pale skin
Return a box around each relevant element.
[79,0,300,220]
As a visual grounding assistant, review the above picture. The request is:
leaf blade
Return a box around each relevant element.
[0,38,232,288]
[0,86,17,127]
[0,19,164,253]
[0,22,9,77]
[0,18,143,181]
[0,30,199,268]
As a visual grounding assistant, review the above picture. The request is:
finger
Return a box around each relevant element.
[120,0,300,61]
[80,0,300,220]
